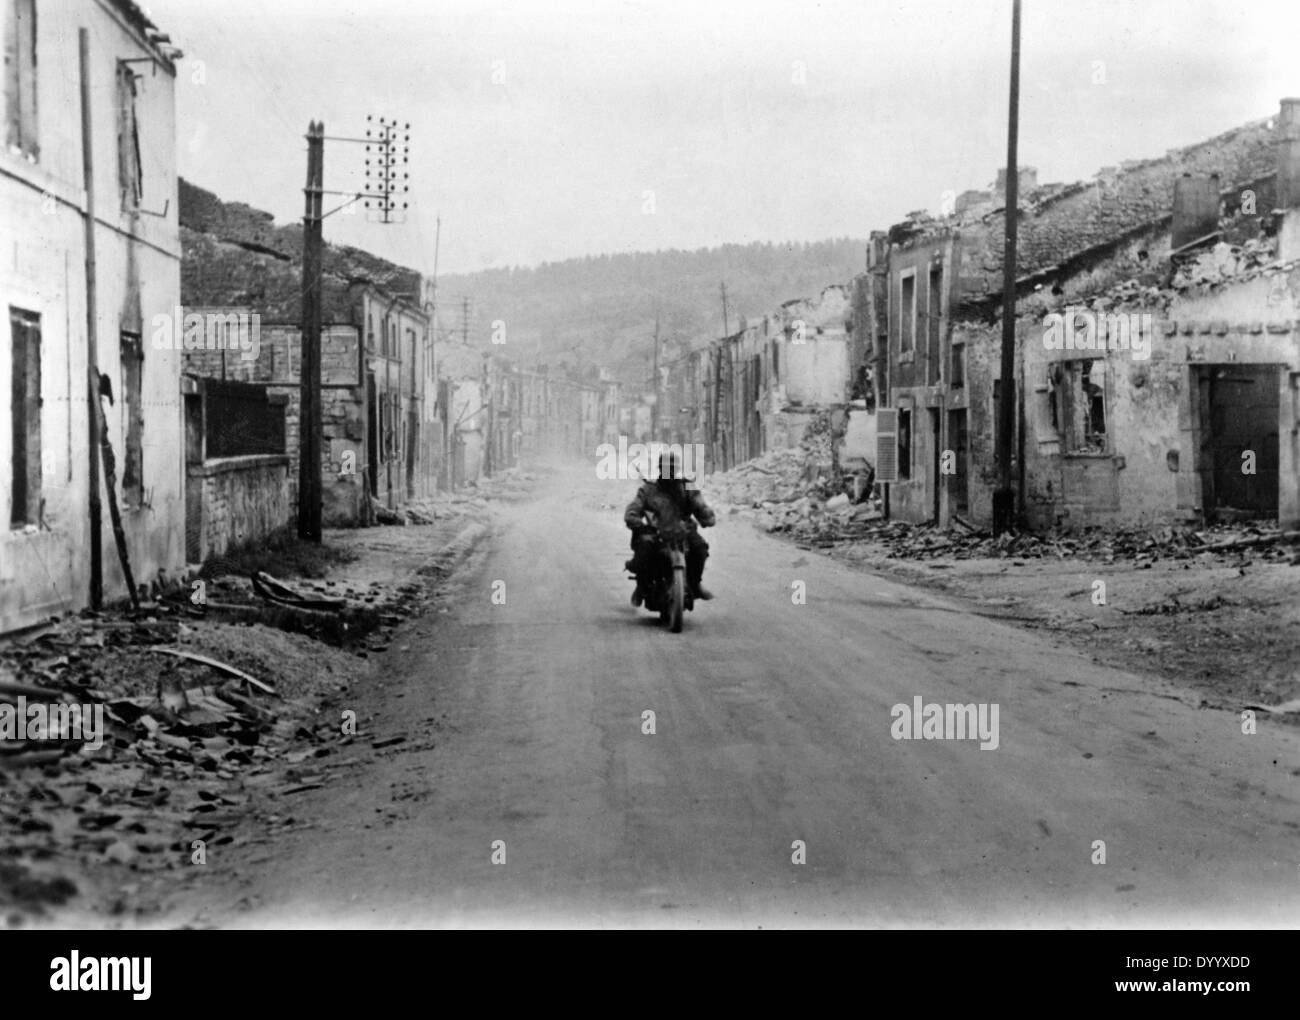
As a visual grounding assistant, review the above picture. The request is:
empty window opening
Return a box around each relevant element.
[5,0,38,159]
[899,272,916,354]
[1055,359,1107,453]
[116,61,142,208]
[121,332,144,505]
[897,407,912,479]
[9,307,41,528]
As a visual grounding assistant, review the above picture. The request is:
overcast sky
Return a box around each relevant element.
[146,0,1300,276]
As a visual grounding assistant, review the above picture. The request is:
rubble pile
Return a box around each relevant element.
[0,613,356,918]
[1171,238,1292,293]
[0,491,498,920]
[1084,278,1173,317]
[370,469,538,527]
[798,410,836,469]
[778,513,1300,566]
[705,412,857,509]
[705,448,820,506]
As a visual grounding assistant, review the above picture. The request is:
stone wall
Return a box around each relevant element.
[182,322,367,524]
[185,455,291,563]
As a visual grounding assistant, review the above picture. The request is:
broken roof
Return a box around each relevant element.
[109,0,183,65]
[887,114,1278,299]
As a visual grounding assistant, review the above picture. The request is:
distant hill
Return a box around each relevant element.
[436,239,869,384]
[178,176,868,386]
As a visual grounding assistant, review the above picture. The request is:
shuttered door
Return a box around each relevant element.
[876,407,898,483]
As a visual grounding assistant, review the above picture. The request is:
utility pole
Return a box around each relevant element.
[651,310,661,442]
[425,215,440,409]
[993,0,1022,535]
[429,215,440,327]
[78,29,102,608]
[298,121,324,542]
[462,296,470,346]
[720,281,730,337]
[297,116,412,541]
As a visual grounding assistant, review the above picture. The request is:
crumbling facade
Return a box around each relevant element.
[1,0,185,631]
[862,101,1293,531]
[696,285,855,473]
[180,180,437,539]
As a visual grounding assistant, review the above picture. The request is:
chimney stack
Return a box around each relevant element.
[867,231,888,271]
[1171,172,1221,250]
[1276,98,1300,209]
[995,166,1037,197]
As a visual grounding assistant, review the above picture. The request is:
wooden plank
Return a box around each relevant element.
[146,646,277,696]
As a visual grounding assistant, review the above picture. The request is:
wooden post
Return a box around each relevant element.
[298,121,324,541]
[993,0,1021,535]
[79,29,104,608]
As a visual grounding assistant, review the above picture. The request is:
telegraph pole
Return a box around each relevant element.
[651,310,661,442]
[298,121,324,542]
[297,116,412,541]
[79,29,103,607]
[720,281,730,337]
[993,0,1022,535]
[462,296,470,345]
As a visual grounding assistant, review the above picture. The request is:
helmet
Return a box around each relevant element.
[657,450,682,481]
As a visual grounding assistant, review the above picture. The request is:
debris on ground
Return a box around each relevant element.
[712,444,1300,723]
[720,483,1300,567]
[0,471,521,924]
[0,612,349,921]
[368,469,539,529]
[705,410,872,511]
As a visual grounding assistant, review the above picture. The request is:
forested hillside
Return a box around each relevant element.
[437,238,869,383]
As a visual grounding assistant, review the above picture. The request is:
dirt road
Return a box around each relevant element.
[163,472,1300,928]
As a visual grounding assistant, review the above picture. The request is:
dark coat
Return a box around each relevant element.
[624,482,716,533]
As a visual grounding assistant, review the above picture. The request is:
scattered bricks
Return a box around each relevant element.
[1266,322,1292,333]
[1211,320,1230,335]
[1247,322,1264,334]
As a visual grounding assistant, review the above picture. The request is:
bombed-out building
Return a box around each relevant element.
[859,103,1298,531]
[1,0,186,632]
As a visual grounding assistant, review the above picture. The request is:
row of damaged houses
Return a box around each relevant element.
[0,0,621,634]
[636,285,864,471]
[857,101,1300,533]
[652,100,1300,534]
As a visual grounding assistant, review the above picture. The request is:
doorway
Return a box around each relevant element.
[947,408,969,517]
[1200,364,1279,518]
[928,408,941,523]
[366,374,378,498]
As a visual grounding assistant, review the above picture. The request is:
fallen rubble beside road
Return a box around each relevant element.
[0,494,501,926]
[718,485,1300,568]
[717,482,1300,726]
[0,612,354,924]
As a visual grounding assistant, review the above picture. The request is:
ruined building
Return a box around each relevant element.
[854,102,1299,531]
[1,0,185,631]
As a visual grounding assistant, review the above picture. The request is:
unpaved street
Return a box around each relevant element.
[158,470,1300,928]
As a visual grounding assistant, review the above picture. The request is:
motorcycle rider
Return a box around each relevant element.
[624,449,716,605]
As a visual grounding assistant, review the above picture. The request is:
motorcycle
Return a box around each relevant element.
[627,518,694,633]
